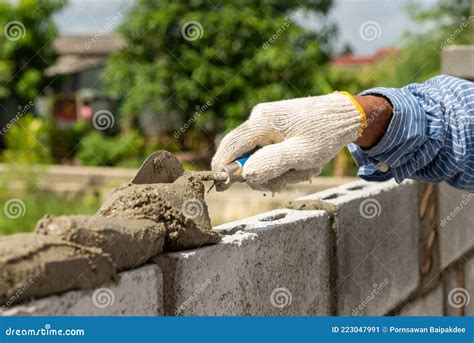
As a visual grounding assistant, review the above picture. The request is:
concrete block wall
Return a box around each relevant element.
[2,180,473,316]
[2,265,163,316]
[155,209,331,316]
[294,180,420,315]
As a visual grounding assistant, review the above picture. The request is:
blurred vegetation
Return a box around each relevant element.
[0,164,101,235]
[1,114,53,164]
[76,130,145,167]
[103,0,336,151]
[369,0,472,87]
[0,0,66,103]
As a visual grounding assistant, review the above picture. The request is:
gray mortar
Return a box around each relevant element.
[0,233,116,306]
[98,173,221,251]
[1,164,221,306]
[286,199,338,215]
[35,215,166,269]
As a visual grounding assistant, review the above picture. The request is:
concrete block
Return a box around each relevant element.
[1,264,163,316]
[155,209,331,316]
[441,45,474,80]
[438,183,474,269]
[297,180,420,315]
[399,286,444,316]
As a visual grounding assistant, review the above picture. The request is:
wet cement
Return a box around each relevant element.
[0,233,116,306]
[98,173,220,251]
[35,215,166,269]
[1,169,221,306]
[285,199,338,215]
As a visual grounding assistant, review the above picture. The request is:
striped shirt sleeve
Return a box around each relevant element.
[348,75,474,191]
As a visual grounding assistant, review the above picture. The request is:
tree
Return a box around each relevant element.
[0,0,66,104]
[104,0,336,152]
[371,0,472,87]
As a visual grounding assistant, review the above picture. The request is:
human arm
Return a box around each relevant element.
[348,75,474,191]
[212,75,474,192]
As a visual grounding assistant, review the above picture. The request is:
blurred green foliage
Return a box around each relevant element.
[0,164,100,235]
[1,114,53,164]
[0,0,66,103]
[370,0,472,87]
[104,0,336,140]
[75,130,146,167]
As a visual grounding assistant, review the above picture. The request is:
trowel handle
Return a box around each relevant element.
[234,146,261,168]
[223,150,255,179]
[234,154,251,168]
[213,150,258,191]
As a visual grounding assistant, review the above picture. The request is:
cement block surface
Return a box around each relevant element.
[2,264,163,316]
[438,183,474,269]
[298,180,420,315]
[399,286,444,316]
[441,45,474,80]
[155,209,331,316]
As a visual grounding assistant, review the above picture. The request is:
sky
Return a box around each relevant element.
[53,0,437,55]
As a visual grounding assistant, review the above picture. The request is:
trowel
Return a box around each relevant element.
[131,150,185,184]
[131,150,252,191]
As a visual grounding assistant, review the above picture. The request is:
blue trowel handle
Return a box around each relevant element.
[234,154,250,167]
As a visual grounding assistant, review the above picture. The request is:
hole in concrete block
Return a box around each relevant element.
[346,185,365,191]
[219,224,247,235]
[321,193,343,200]
[259,213,287,222]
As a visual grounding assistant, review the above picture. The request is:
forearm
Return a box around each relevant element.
[348,75,474,191]
[354,95,393,149]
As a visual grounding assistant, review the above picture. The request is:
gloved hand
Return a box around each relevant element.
[211,92,367,192]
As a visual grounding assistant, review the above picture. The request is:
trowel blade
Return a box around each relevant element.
[131,150,184,184]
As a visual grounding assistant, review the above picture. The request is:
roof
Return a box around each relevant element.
[331,48,399,67]
[52,34,126,55]
[45,34,126,76]
[44,55,107,76]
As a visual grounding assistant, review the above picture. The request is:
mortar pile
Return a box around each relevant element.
[0,159,220,308]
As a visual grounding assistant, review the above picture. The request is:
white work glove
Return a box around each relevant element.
[212,92,366,192]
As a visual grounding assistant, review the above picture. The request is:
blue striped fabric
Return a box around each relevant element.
[348,75,474,191]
